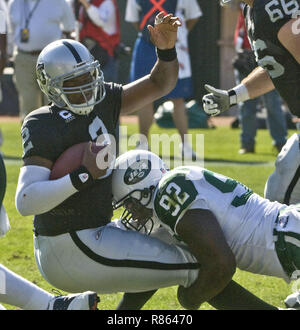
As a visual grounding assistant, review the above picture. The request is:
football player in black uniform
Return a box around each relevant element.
[203,0,300,119]
[14,12,209,305]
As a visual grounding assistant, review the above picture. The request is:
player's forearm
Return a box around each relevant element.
[150,56,179,97]
[202,67,275,116]
[15,166,77,216]
[121,55,178,115]
[241,66,275,99]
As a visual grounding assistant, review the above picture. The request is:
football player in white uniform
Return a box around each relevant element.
[112,149,300,309]
[0,153,99,310]
[264,133,300,308]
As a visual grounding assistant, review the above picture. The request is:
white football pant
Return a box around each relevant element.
[34,221,199,294]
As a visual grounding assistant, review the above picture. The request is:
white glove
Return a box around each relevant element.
[202,84,237,116]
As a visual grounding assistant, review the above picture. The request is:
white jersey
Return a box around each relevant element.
[153,166,288,280]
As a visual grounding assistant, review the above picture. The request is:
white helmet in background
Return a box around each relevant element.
[112,149,169,234]
[36,39,106,115]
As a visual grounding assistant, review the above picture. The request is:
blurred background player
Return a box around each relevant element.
[77,0,121,83]
[202,0,300,125]
[8,0,76,121]
[125,0,202,158]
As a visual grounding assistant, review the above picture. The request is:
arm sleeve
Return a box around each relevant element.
[15,165,77,216]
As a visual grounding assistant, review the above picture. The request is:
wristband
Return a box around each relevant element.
[228,89,238,106]
[156,47,177,62]
[69,166,94,191]
[232,84,250,104]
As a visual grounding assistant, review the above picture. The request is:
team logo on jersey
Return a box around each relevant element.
[124,160,151,185]
[79,173,89,183]
[58,110,75,123]
[278,216,289,229]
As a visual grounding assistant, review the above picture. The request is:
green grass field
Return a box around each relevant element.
[0,120,296,310]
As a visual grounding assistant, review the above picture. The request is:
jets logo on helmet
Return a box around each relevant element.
[112,150,169,235]
[124,159,152,185]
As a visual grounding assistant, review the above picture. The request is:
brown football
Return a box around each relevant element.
[49,142,106,180]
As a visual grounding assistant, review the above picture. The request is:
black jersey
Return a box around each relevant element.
[244,0,300,116]
[21,82,122,236]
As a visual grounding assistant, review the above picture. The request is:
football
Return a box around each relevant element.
[49,142,106,180]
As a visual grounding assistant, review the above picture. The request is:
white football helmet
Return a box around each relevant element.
[36,39,106,115]
[112,149,169,235]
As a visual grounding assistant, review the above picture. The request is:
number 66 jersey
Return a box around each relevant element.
[244,0,300,117]
[153,166,289,280]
